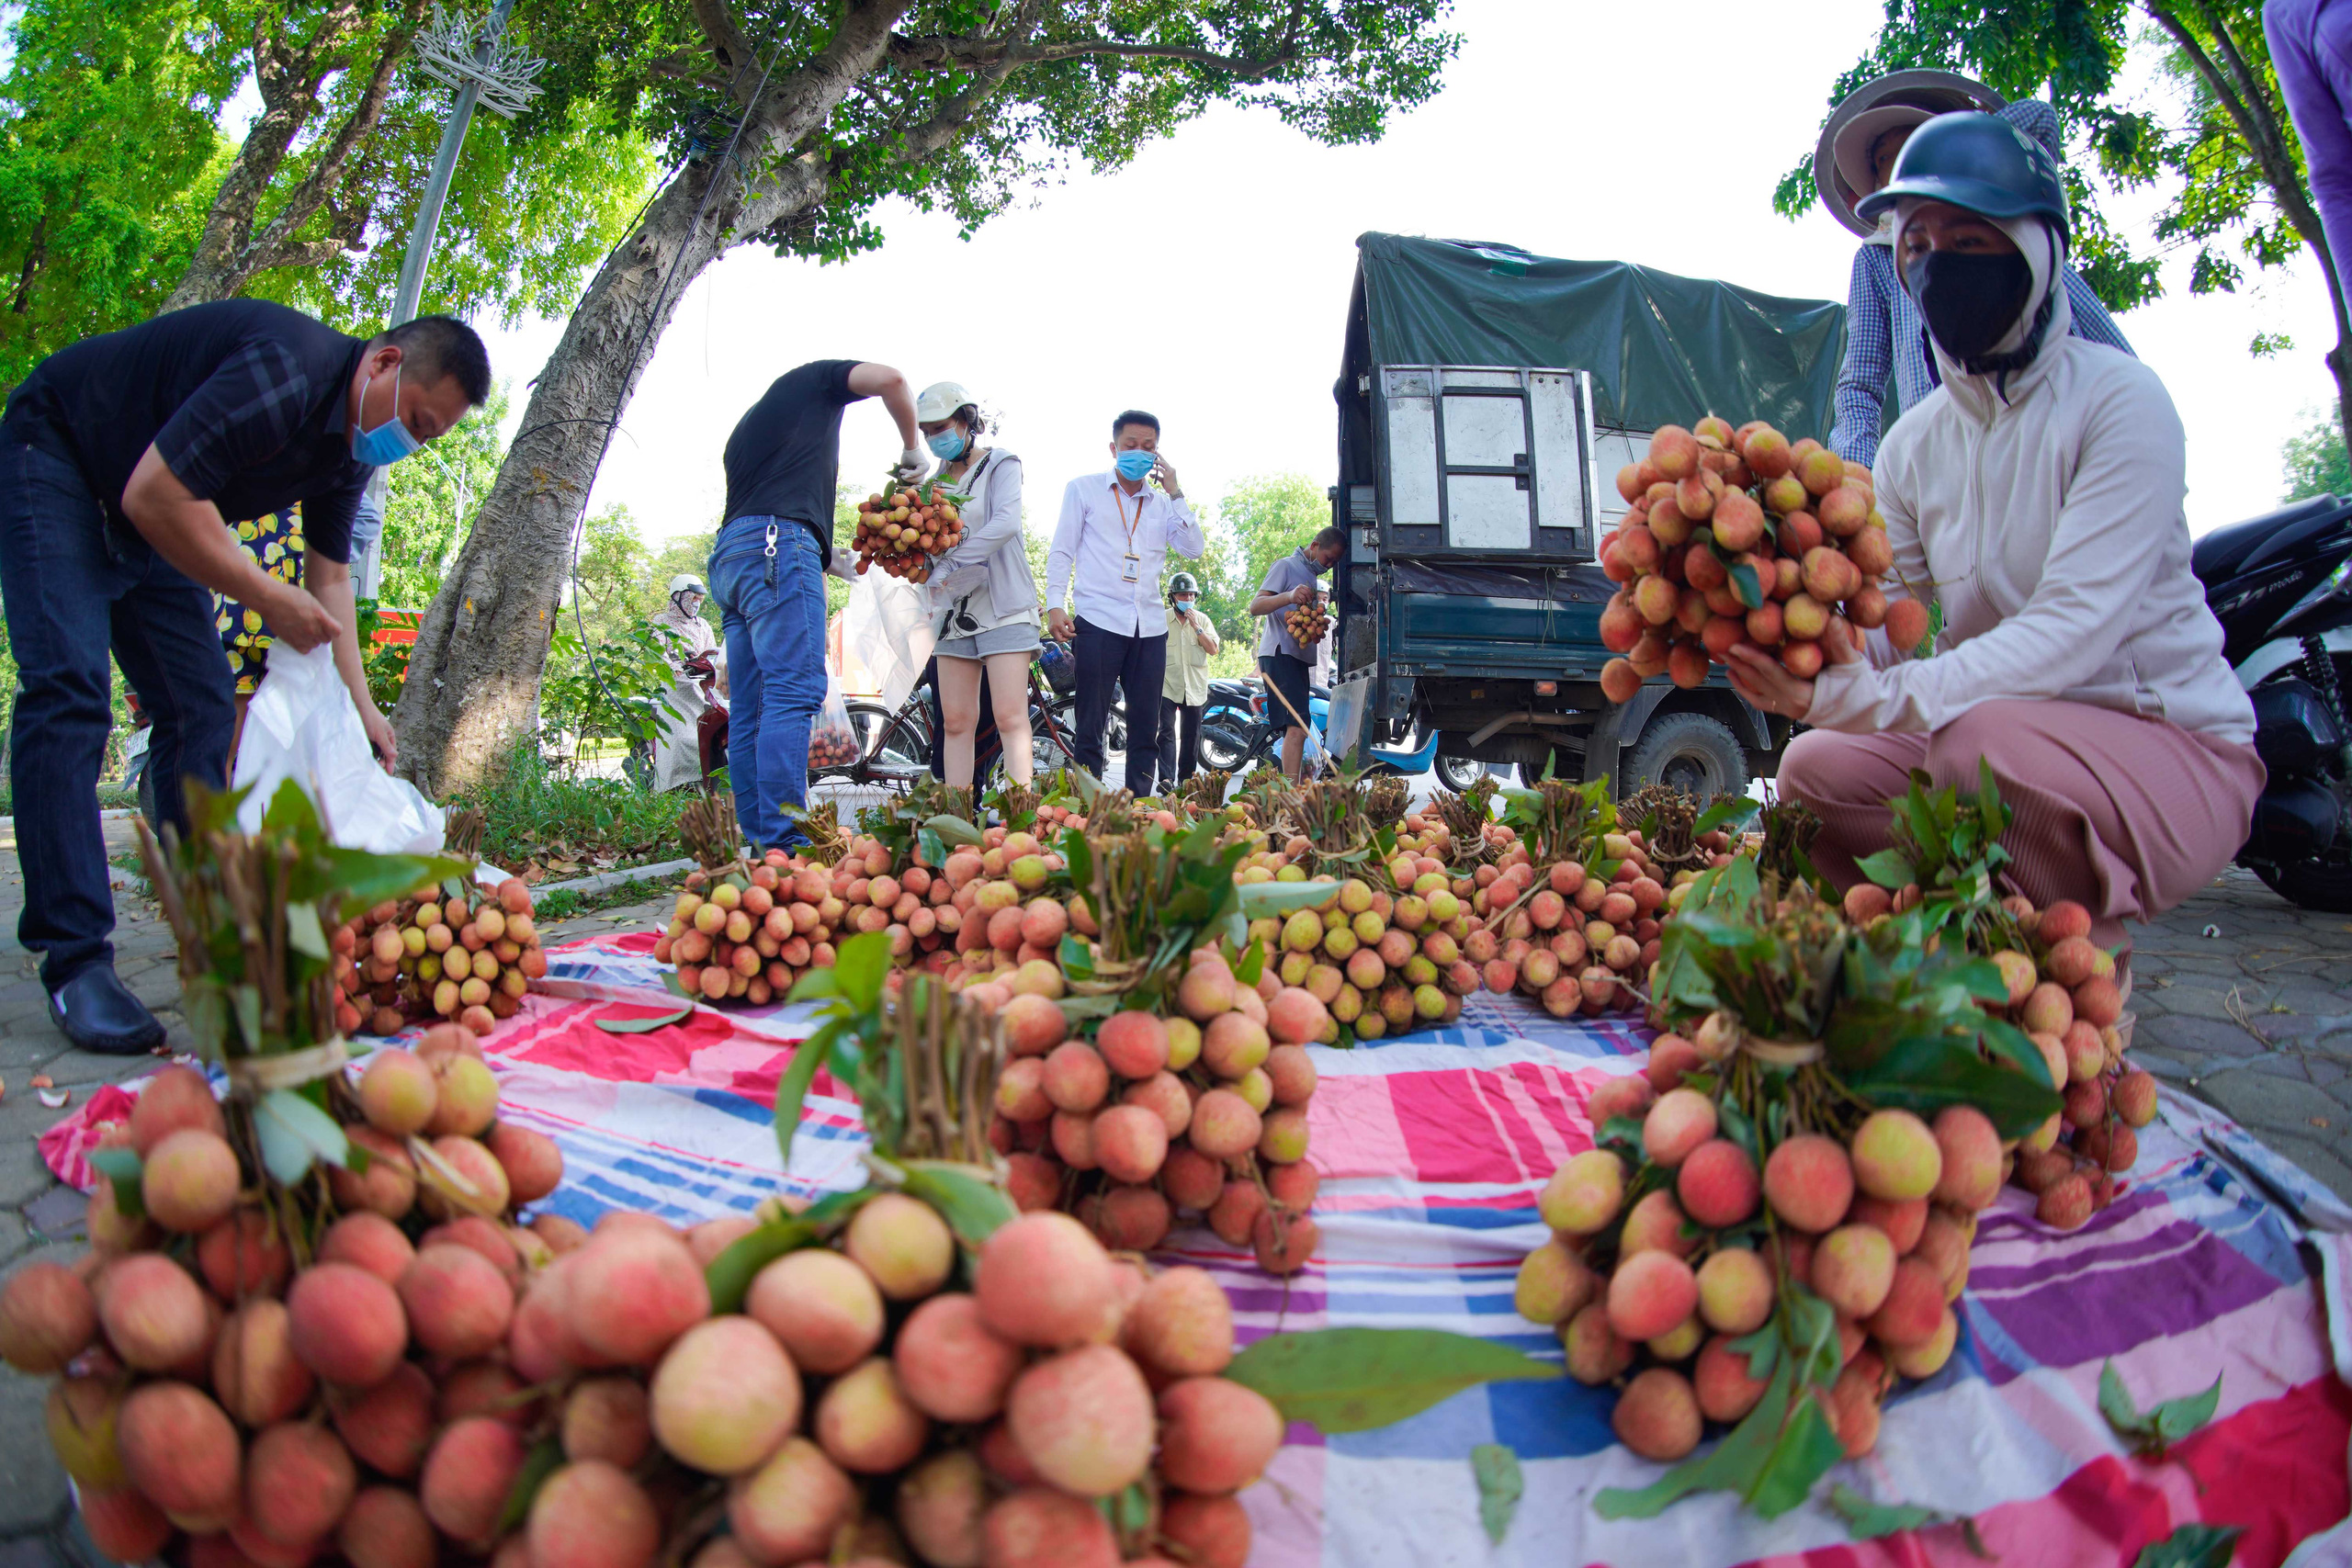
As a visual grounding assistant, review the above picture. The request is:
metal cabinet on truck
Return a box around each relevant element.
[1324,233,1849,800]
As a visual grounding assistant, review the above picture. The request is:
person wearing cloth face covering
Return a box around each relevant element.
[1733,113,2264,969]
[1159,571,1220,789]
[0,301,489,1051]
[916,380,1037,788]
[1820,78,2136,468]
[650,575,724,793]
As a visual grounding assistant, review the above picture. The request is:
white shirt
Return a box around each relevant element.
[1807,285,2255,748]
[1046,471,1206,637]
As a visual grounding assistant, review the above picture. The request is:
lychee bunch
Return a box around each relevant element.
[973,945,1322,1275]
[1518,1072,2003,1467]
[1597,416,1920,699]
[334,877,547,1040]
[851,480,964,582]
[4,1101,1285,1568]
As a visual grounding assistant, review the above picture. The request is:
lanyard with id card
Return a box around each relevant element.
[1112,484,1145,583]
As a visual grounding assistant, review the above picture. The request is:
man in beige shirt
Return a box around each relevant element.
[1157,571,1220,792]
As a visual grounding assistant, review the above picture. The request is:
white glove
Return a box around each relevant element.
[890,447,930,483]
[825,550,856,583]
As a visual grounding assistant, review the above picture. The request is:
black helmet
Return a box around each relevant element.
[1855,111,2069,240]
[1168,570,1199,598]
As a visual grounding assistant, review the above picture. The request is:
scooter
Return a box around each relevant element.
[2190,492,2352,911]
[1199,679,1487,790]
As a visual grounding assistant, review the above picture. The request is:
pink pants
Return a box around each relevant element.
[1778,700,2266,952]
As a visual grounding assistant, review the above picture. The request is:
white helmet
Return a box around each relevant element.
[669,574,704,598]
[916,381,978,423]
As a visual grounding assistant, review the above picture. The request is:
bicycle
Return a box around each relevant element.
[840,654,1083,790]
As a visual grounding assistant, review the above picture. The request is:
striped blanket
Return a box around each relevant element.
[43,931,2352,1567]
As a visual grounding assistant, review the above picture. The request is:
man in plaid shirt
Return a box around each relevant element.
[0,301,488,1052]
[1828,98,2135,467]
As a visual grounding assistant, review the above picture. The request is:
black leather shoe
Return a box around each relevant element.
[48,966,165,1055]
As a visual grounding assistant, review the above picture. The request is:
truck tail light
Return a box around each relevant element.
[1533,681,1557,696]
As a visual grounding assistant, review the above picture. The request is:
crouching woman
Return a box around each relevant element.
[1726,112,2263,964]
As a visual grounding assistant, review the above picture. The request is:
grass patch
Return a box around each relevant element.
[448,743,686,877]
[0,782,137,816]
[532,871,680,924]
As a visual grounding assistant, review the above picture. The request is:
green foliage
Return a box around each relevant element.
[2281,406,2351,502]
[0,0,656,393]
[254,82,658,332]
[351,600,413,712]
[1773,0,2314,328]
[530,3,1458,278]
[444,739,686,874]
[377,385,513,611]
[1850,760,2018,953]
[540,619,690,753]
[1191,473,1329,639]
[0,0,237,393]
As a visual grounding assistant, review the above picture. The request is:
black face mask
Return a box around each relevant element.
[1905,250,2033,363]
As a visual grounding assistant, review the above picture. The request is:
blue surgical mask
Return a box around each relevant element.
[352,366,422,467]
[1115,449,1155,481]
[1174,597,1196,613]
[927,427,967,460]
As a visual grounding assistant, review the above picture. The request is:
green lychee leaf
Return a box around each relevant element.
[1223,1328,1560,1434]
[1826,1483,1946,1541]
[496,1438,564,1535]
[254,1088,351,1184]
[2132,1524,2243,1568]
[594,1004,695,1035]
[86,1147,145,1221]
[897,1159,1019,1248]
[1596,1360,1794,1519]
[1471,1444,1523,1545]
[703,1217,817,1314]
[1855,849,1917,890]
[1730,560,1765,610]
[1746,1392,1846,1518]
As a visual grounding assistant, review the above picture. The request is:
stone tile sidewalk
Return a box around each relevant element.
[0,829,2346,1560]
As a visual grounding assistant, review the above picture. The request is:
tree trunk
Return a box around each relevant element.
[390,0,921,795]
[388,150,825,795]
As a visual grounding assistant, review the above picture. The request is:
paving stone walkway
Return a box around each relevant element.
[0,826,2346,1560]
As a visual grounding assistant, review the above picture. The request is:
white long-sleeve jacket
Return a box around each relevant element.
[1806,285,2255,748]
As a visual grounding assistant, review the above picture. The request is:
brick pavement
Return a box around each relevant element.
[0,827,2345,1559]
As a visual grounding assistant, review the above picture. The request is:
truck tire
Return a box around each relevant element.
[1621,712,1747,800]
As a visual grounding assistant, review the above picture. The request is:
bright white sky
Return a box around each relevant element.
[473,0,2339,554]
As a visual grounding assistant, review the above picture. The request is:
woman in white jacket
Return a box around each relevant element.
[1729,113,2264,961]
[917,381,1038,787]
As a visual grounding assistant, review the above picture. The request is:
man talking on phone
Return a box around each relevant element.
[0,301,489,1052]
[1045,409,1205,793]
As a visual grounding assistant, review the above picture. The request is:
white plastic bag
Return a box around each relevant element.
[842,569,935,710]
[232,642,445,855]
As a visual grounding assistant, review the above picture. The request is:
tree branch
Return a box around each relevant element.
[689,0,765,105]
[243,9,419,274]
[888,28,1299,82]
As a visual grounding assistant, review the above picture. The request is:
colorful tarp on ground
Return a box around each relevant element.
[42,930,2352,1567]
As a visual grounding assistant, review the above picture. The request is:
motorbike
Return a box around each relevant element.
[2191,492,2352,911]
[1199,678,1487,790]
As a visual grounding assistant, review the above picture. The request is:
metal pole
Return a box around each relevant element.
[356,0,515,599]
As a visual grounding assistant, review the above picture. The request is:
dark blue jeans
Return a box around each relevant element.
[0,431,235,989]
[709,516,827,852]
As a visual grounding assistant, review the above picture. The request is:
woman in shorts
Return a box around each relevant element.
[918,381,1038,787]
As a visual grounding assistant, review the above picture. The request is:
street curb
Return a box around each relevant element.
[534,858,695,897]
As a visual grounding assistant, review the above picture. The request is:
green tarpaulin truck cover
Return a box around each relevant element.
[1342,232,1848,440]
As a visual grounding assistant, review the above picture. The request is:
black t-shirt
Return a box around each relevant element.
[1,299,372,564]
[721,359,865,562]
